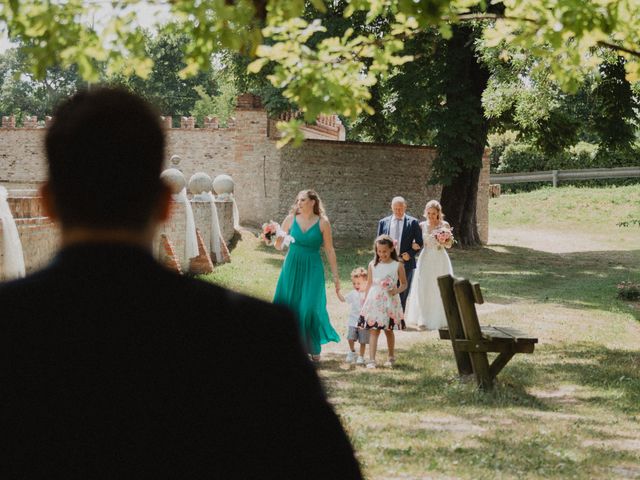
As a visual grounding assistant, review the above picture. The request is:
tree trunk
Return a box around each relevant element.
[440,166,481,247]
[436,24,490,247]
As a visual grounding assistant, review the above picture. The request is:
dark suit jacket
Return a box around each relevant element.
[0,243,362,479]
[377,214,423,270]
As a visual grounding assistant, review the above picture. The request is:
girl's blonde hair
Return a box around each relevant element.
[424,199,445,223]
[290,189,326,217]
[350,267,368,280]
[373,234,399,266]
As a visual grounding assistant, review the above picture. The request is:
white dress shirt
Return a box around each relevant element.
[389,215,405,255]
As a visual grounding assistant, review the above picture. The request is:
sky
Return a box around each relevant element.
[0,1,171,53]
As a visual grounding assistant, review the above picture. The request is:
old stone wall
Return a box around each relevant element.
[281,141,434,241]
[0,97,490,244]
[279,140,489,243]
[0,109,281,229]
[0,129,47,186]
[154,199,235,271]
[0,191,235,280]
[0,193,59,280]
[165,108,281,229]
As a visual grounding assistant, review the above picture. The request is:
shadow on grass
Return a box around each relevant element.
[452,244,639,318]
[320,342,548,412]
[332,243,639,320]
[321,340,639,417]
[426,429,640,479]
[506,342,640,415]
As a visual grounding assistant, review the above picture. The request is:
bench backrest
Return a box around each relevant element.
[437,275,465,340]
[437,274,473,375]
[453,278,484,341]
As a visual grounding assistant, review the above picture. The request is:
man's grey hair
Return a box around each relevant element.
[391,196,406,206]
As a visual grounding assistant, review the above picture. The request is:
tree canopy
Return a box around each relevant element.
[1,0,639,144]
[2,0,638,242]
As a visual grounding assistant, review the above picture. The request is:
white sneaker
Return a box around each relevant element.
[356,356,365,365]
[345,351,356,363]
[383,357,396,368]
[366,361,377,369]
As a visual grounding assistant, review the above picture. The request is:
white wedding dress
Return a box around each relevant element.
[404,222,453,330]
[0,186,26,280]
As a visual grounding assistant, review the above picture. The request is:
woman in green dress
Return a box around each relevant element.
[273,190,341,360]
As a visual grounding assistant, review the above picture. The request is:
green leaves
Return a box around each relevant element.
[1,0,639,147]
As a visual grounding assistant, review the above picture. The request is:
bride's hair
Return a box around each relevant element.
[373,234,399,266]
[424,199,444,224]
[290,189,326,217]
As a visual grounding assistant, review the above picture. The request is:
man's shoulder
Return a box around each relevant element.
[0,267,56,302]
[175,275,292,322]
[406,215,420,225]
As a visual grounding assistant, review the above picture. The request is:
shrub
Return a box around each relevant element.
[617,281,640,301]
[497,142,547,173]
[496,141,640,192]
[488,131,518,173]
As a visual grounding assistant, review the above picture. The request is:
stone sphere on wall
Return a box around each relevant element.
[212,174,235,196]
[170,155,182,168]
[160,168,186,194]
[188,172,213,195]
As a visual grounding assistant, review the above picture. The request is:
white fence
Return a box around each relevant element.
[490,166,640,187]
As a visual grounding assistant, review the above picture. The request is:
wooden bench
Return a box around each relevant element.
[437,274,538,390]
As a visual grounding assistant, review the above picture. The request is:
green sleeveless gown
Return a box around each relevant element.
[273,217,340,355]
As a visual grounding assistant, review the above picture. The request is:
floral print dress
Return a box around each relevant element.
[359,260,404,330]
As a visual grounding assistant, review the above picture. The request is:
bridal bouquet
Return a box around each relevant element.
[260,221,278,245]
[432,227,455,249]
[260,221,295,247]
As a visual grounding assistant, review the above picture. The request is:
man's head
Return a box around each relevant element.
[43,87,169,236]
[391,196,406,219]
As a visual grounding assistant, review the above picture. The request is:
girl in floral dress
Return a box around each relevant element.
[359,235,407,368]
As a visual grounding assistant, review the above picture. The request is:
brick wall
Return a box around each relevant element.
[477,148,491,244]
[165,108,281,229]
[0,129,47,185]
[0,193,59,280]
[0,98,490,244]
[279,140,440,241]
[0,192,235,280]
[153,199,235,271]
[278,140,489,243]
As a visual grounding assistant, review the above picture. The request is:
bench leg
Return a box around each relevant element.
[453,349,473,376]
[489,352,515,379]
[469,352,493,390]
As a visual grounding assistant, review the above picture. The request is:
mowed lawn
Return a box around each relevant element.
[202,185,640,479]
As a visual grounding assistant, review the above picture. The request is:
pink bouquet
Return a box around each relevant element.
[260,221,295,247]
[260,221,278,245]
[379,275,395,291]
[432,227,454,249]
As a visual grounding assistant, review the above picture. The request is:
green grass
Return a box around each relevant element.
[490,184,640,230]
[201,185,640,479]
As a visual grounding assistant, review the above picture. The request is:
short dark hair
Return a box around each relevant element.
[45,87,165,230]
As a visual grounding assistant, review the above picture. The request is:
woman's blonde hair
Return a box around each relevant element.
[290,189,326,217]
[424,199,445,223]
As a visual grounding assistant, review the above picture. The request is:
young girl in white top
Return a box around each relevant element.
[359,235,407,368]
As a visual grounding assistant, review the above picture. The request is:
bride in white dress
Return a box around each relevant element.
[404,200,454,330]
